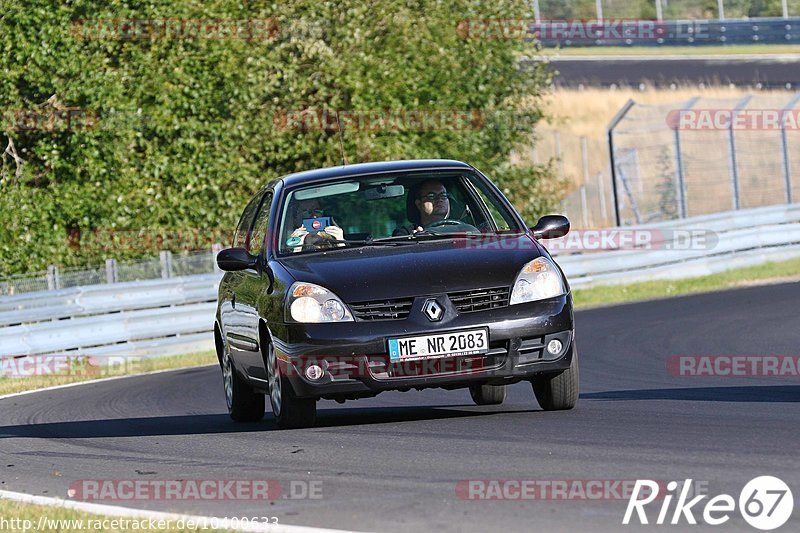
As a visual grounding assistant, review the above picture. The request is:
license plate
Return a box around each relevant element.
[387,328,488,361]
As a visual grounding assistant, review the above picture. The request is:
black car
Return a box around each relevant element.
[214,159,576,428]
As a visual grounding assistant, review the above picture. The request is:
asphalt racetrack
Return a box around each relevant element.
[2,282,799,532]
[531,54,800,88]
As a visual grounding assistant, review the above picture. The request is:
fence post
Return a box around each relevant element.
[580,185,590,229]
[673,97,699,219]
[533,0,540,23]
[728,95,752,211]
[554,130,563,177]
[780,92,800,204]
[46,265,60,291]
[212,243,223,273]
[607,99,636,226]
[596,171,608,224]
[783,0,789,19]
[160,250,173,279]
[717,0,725,19]
[596,0,603,22]
[655,0,663,21]
[105,258,118,283]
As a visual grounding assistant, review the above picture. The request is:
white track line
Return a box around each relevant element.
[0,489,356,532]
[0,366,359,532]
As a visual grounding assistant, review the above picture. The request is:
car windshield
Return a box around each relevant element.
[277,170,524,255]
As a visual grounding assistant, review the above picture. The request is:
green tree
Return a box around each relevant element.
[0,0,558,275]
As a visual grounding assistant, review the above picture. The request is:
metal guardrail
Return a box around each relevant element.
[1,204,799,360]
[534,18,800,47]
[551,204,800,286]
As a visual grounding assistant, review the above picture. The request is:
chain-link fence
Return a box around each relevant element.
[607,93,800,225]
[0,249,220,296]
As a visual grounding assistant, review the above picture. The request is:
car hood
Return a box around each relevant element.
[277,234,544,302]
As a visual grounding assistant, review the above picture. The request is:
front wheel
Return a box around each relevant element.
[469,384,506,405]
[531,349,579,411]
[222,351,265,422]
[267,343,316,429]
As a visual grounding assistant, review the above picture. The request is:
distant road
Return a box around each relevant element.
[525,54,800,88]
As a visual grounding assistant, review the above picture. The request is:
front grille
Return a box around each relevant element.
[349,298,414,321]
[448,286,510,313]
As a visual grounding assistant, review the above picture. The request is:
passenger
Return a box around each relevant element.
[286,198,344,251]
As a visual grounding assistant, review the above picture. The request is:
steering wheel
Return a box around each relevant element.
[426,218,462,228]
[425,218,479,232]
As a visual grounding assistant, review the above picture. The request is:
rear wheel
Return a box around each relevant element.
[469,384,506,405]
[267,343,316,429]
[222,351,265,422]
[531,350,579,411]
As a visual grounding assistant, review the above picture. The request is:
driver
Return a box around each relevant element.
[415,179,451,227]
[394,179,452,235]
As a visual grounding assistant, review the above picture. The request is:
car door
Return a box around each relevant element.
[222,190,266,368]
[234,190,275,379]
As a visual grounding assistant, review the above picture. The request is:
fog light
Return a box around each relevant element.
[547,339,563,355]
[305,364,324,381]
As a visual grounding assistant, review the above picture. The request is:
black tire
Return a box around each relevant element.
[531,349,579,411]
[222,351,265,422]
[266,343,316,429]
[469,384,507,405]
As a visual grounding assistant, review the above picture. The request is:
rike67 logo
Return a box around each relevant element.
[624,477,793,530]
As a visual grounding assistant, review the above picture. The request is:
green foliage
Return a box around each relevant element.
[0,0,558,274]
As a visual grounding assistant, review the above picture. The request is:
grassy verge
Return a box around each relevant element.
[572,256,800,309]
[539,44,800,56]
[0,498,232,532]
[0,351,217,397]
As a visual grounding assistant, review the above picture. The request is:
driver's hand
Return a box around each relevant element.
[411,226,424,234]
[323,225,344,241]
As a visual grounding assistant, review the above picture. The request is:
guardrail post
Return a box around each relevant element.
[46,265,60,291]
[783,0,789,19]
[655,0,663,21]
[105,258,118,283]
[780,92,800,204]
[212,243,223,273]
[533,0,540,23]
[728,95,752,211]
[160,250,173,279]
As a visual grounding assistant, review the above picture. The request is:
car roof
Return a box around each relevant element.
[279,159,474,188]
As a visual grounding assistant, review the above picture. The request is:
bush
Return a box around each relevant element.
[0,0,559,274]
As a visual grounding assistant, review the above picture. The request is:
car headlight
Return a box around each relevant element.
[509,257,566,305]
[287,282,354,323]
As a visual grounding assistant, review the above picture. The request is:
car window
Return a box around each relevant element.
[233,190,265,249]
[249,192,273,256]
[277,170,524,255]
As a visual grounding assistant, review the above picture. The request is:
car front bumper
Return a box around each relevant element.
[270,294,574,400]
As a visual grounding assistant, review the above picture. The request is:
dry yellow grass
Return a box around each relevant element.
[526,86,798,226]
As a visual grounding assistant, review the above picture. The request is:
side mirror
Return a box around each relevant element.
[531,215,570,240]
[216,247,258,271]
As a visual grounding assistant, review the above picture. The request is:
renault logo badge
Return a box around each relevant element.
[423,299,443,322]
